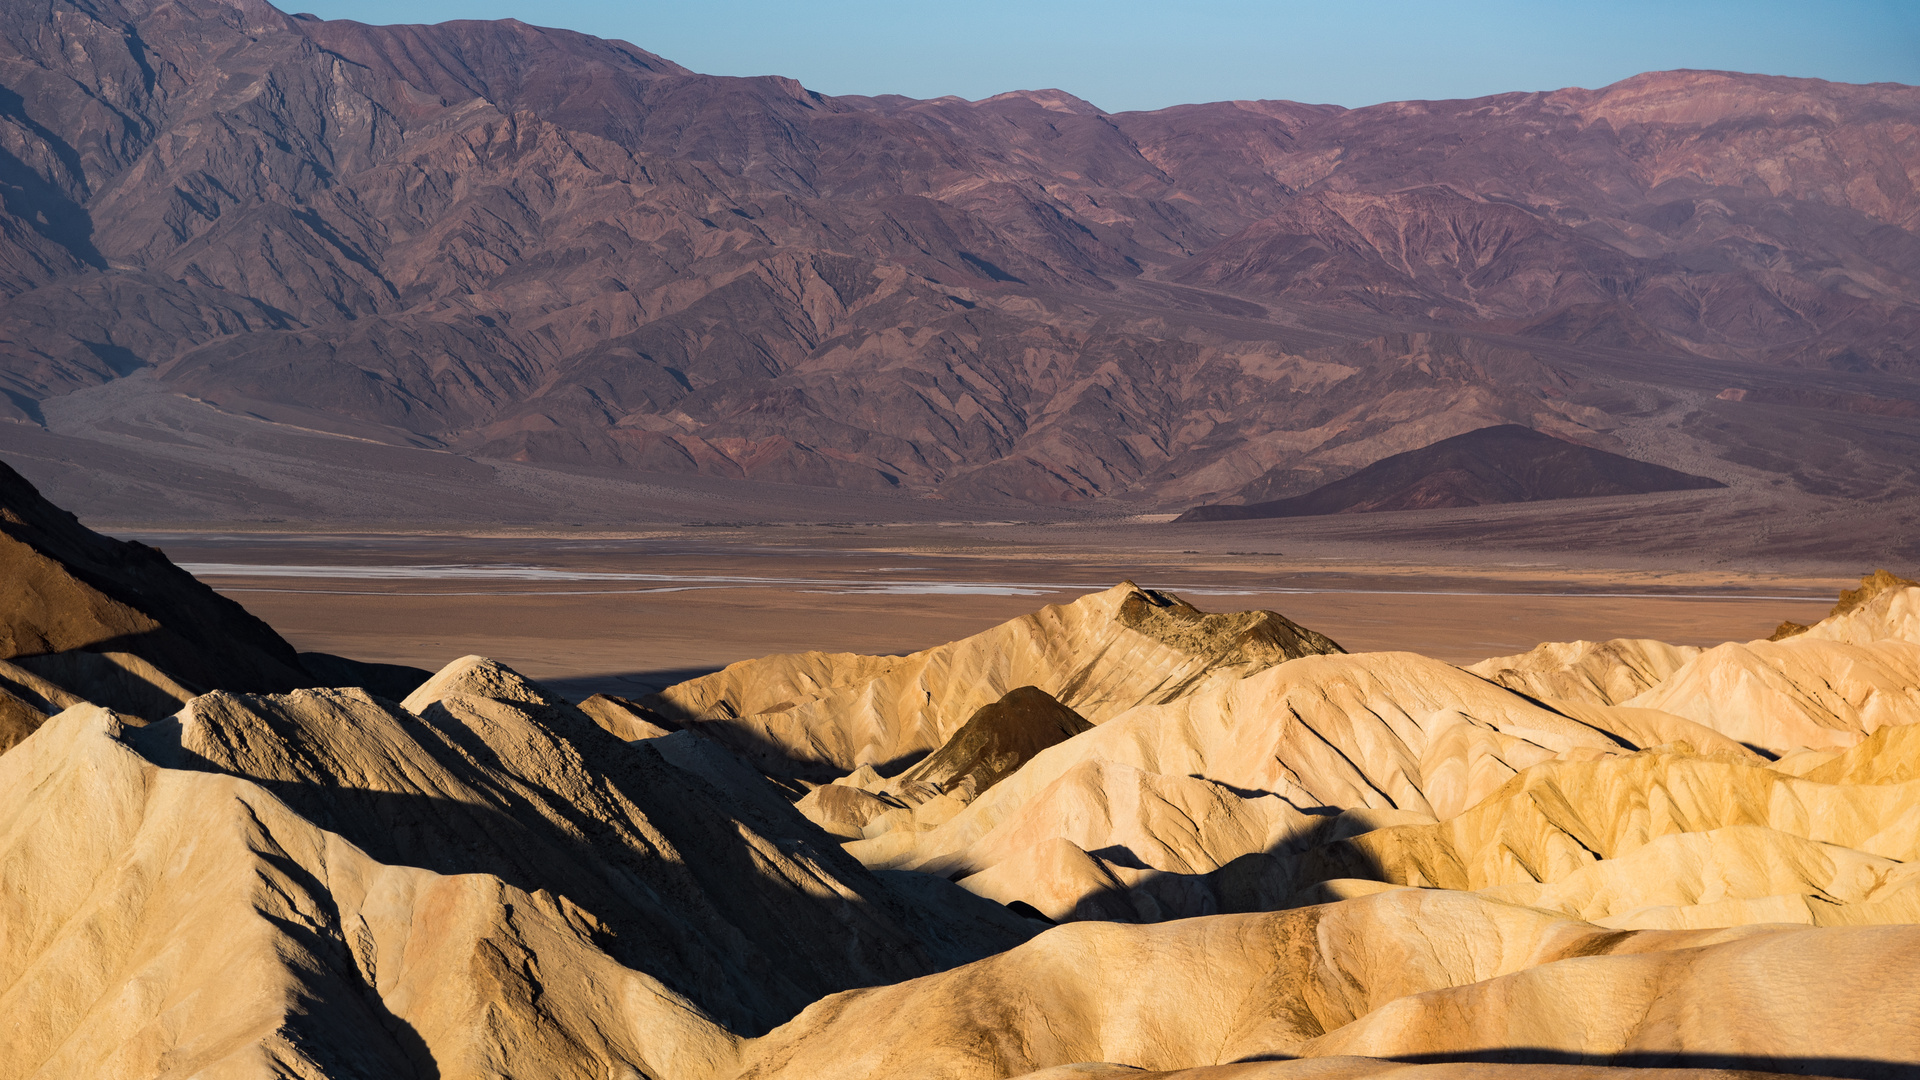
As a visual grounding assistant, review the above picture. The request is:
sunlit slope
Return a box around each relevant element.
[646,583,1341,777]
[733,888,1920,1080]
[0,658,1032,1078]
[816,581,1920,938]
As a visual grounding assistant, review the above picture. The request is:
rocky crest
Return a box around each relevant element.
[3,471,1920,1076]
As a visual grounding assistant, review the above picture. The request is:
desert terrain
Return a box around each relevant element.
[2,0,1919,1077]
[142,526,1842,698]
[3,459,1920,1079]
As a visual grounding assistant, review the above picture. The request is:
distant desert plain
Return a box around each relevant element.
[147,523,1842,699]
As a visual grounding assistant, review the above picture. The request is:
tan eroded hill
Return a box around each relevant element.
[1309,724,1920,929]
[1481,577,1920,755]
[1467,638,1702,706]
[852,651,1636,883]
[2,499,1918,1080]
[818,585,1920,930]
[646,584,1341,778]
[0,654,1036,1077]
[732,888,1920,1080]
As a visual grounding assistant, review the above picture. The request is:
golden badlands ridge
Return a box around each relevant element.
[2,467,1919,1078]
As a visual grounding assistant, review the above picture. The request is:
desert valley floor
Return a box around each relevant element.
[143,526,1843,698]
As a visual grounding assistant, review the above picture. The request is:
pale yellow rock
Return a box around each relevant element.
[1468,638,1702,706]
[1802,721,1920,785]
[936,757,1312,880]
[862,806,919,839]
[1529,695,1760,760]
[732,888,1861,1080]
[1315,740,1920,932]
[1769,746,1846,777]
[888,652,1629,883]
[1298,924,1920,1069]
[11,564,1920,1080]
[794,783,900,840]
[840,763,888,791]
[957,837,1138,923]
[1479,823,1920,925]
[914,792,969,828]
[1011,1063,1803,1080]
[917,758,1318,921]
[1321,806,1443,843]
[1800,582,1920,646]
[1287,878,1416,906]
[646,584,1341,775]
[0,704,741,1080]
[0,658,1043,1080]
[1624,635,1920,753]
[6,647,196,719]
[0,658,85,712]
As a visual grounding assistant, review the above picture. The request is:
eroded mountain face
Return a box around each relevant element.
[2,0,1919,508]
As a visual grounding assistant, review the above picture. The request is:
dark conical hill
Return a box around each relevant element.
[1175,426,1725,522]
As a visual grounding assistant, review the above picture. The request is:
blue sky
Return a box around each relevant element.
[292,0,1920,112]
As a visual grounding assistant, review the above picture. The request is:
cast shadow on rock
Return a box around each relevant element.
[1027,815,1400,925]
[541,667,723,702]
[122,713,977,1036]
[250,845,441,1079]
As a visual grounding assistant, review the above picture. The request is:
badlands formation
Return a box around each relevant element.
[4,458,1920,1079]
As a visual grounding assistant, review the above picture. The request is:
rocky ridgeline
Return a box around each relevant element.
[3,467,1920,1077]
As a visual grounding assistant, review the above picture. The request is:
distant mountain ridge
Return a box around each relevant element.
[1174,425,1727,522]
[0,0,1917,513]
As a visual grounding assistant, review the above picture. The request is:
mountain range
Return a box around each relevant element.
[1,0,1919,520]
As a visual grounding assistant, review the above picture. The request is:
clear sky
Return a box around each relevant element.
[291,0,1920,113]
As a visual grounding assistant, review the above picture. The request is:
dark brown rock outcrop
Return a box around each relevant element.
[0,457,310,697]
[891,686,1093,804]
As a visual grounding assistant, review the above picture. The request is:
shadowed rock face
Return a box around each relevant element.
[0,458,437,741]
[0,458,309,695]
[1176,425,1726,521]
[891,687,1093,805]
[2,1,1918,510]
